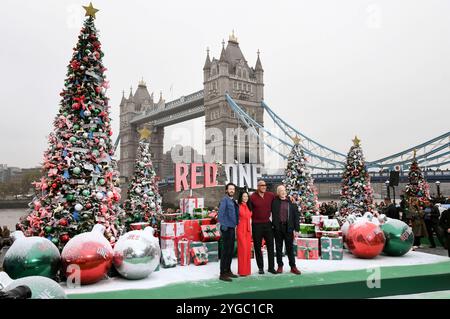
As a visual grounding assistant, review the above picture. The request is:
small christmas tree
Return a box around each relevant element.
[122,127,163,231]
[338,136,374,219]
[404,149,430,204]
[283,136,319,221]
[17,3,124,250]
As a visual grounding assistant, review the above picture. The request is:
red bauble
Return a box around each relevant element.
[59,218,68,226]
[60,233,70,242]
[346,221,385,259]
[61,225,113,285]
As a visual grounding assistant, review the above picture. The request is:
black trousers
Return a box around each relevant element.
[424,219,445,247]
[274,223,296,268]
[446,234,450,257]
[220,226,235,275]
[252,222,275,271]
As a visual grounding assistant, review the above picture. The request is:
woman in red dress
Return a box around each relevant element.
[237,191,253,276]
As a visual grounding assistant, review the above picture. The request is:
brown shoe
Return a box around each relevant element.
[276,266,283,274]
[219,274,232,282]
[290,266,301,275]
[226,271,238,278]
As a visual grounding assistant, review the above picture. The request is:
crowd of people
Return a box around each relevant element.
[378,195,450,254]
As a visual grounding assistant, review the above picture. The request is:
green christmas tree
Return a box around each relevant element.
[404,149,430,204]
[122,127,163,231]
[17,3,124,250]
[283,136,319,221]
[338,136,374,219]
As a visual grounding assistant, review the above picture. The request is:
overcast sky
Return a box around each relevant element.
[0,0,449,169]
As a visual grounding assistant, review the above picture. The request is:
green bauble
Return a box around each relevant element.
[69,136,77,143]
[381,218,414,256]
[99,178,105,185]
[44,226,53,234]
[73,167,81,175]
[3,232,61,279]
[82,189,90,196]
[73,124,80,130]
[66,194,75,201]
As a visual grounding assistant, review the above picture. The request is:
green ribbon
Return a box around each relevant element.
[298,241,318,259]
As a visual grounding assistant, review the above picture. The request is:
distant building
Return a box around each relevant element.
[0,164,22,183]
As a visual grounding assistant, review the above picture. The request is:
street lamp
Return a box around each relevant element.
[385,180,390,200]
[435,181,441,198]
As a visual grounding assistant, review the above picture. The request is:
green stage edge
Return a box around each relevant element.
[68,260,450,299]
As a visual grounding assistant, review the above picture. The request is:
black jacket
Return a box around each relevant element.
[385,204,400,220]
[271,197,300,233]
[439,208,450,231]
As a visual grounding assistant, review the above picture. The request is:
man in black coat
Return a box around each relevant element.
[271,185,301,275]
[439,208,450,257]
[383,198,400,219]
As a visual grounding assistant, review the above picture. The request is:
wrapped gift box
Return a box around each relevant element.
[160,221,185,238]
[311,215,329,231]
[180,197,204,216]
[160,236,183,259]
[321,236,344,260]
[311,215,329,224]
[191,241,219,263]
[322,219,340,231]
[190,246,208,266]
[299,224,316,238]
[315,230,343,239]
[201,224,221,242]
[296,238,319,260]
[177,239,191,266]
[183,218,212,241]
[161,248,177,268]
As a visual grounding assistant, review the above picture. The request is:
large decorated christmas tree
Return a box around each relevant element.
[17,3,124,249]
[404,149,430,204]
[283,136,319,219]
[122,127,163,231]
[338,136,374,218]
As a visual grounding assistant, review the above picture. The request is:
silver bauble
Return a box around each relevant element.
[0,272,67,299]
[113,227,161,280]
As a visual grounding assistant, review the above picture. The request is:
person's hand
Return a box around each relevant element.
[294,231,299,237]
[447,228,450,233]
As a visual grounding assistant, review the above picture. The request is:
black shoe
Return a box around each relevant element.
[226,272,238,278]
[219,274,232,282]
[258,269,265,275]
[268,269,277,274]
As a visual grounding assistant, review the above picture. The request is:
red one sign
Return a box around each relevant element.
[175,163,217,192]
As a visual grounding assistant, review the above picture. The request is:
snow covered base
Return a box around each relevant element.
[64,251,448,296]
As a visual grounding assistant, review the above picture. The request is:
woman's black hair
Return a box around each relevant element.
[238,191,253,211]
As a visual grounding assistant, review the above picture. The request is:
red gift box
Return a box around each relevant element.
[190,246,208,266]
[296,238,319,260]
[200,224,221,242]
[183,218,212,241]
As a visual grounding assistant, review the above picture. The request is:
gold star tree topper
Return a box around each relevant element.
[83,2,99,19]
[352,135,361,146]
[291,135,302,145]
[138,127,152,140]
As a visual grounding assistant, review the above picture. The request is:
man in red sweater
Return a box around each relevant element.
[250,180,277,274]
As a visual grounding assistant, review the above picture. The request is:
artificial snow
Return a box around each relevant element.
[64,250,448,296]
